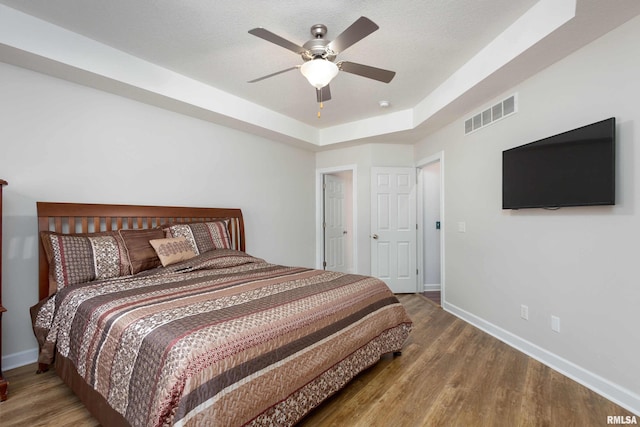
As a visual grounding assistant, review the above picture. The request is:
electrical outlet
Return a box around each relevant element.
[458,222,466,233]
[520,304,529,320]
[551,315,561,333]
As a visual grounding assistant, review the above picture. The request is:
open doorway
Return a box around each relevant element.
[316,166,356,273]
[417,153,444,306]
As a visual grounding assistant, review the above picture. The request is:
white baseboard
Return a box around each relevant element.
[442,301,640,416]
[2,347,38,371]
[423,284,440,292]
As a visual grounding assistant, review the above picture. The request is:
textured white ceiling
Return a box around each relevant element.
[0,0,639,148]
[0,0,537,127]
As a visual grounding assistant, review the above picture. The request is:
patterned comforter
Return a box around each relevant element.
[32,249,412,427]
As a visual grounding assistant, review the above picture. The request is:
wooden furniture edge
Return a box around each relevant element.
[36,202,245,302]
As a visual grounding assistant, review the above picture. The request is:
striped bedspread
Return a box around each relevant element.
[32,249,412,427]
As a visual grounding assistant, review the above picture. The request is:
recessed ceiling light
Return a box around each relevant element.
[379,100,390,108]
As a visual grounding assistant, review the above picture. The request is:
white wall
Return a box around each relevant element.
[316,143,414,275]
[415,16,640,412]
[0,62,315,367]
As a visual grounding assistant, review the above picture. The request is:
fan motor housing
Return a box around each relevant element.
[302,24,336,61]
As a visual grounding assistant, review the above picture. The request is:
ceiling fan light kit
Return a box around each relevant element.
[300,59,339,89]
[248,16,396,116]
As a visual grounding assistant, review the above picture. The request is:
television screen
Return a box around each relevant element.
[502,118,615,209]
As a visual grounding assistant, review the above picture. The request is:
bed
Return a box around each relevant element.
[31,202,412,427]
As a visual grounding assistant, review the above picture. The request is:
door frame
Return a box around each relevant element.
[315,165,358,272]
[416,151,445,304]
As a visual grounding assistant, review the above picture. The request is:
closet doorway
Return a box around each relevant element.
[417,153,444,304]
[316,166,356,274]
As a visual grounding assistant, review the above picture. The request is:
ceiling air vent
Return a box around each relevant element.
[464,94,517,135]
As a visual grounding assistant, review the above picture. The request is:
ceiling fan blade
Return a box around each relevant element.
[327,16,379,54]
[338,61,396,83]
[316,85,332,102]
[248,66,299,83]
[248,28,307,55]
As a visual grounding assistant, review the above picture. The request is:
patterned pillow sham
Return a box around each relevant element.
[118,228,166,274]
[149,237,197,267]
[164,220,231,255]
[40,231,131,294]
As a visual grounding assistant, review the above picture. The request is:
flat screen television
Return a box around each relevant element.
[502,117,615,209]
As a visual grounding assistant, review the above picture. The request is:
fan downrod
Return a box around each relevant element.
[310,24,327,38]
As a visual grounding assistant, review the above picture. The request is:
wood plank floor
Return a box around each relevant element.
[0,294,634,426]
[421,290,441,306]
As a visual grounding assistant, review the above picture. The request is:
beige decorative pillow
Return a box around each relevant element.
[149,237,197,267]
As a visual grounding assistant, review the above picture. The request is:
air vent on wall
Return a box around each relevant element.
[464,94,517,135]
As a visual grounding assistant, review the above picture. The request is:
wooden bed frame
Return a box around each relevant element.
[36,202,245,301]
[34,202,410,426]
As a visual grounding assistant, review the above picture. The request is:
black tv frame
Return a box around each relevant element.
[502,118,616,210]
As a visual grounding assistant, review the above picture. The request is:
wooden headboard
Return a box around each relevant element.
[36,202,245,301]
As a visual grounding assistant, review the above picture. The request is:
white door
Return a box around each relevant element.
[324,174,347,272]
[371,167,417,293]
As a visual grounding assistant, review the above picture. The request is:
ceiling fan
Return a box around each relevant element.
[248,16,396,105]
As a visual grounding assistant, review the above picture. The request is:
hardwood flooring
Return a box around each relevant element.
[421,290,441,306]
[0,294,634,426]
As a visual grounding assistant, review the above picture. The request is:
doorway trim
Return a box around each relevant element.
[315,165,358,273]
[416,151,445,304]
